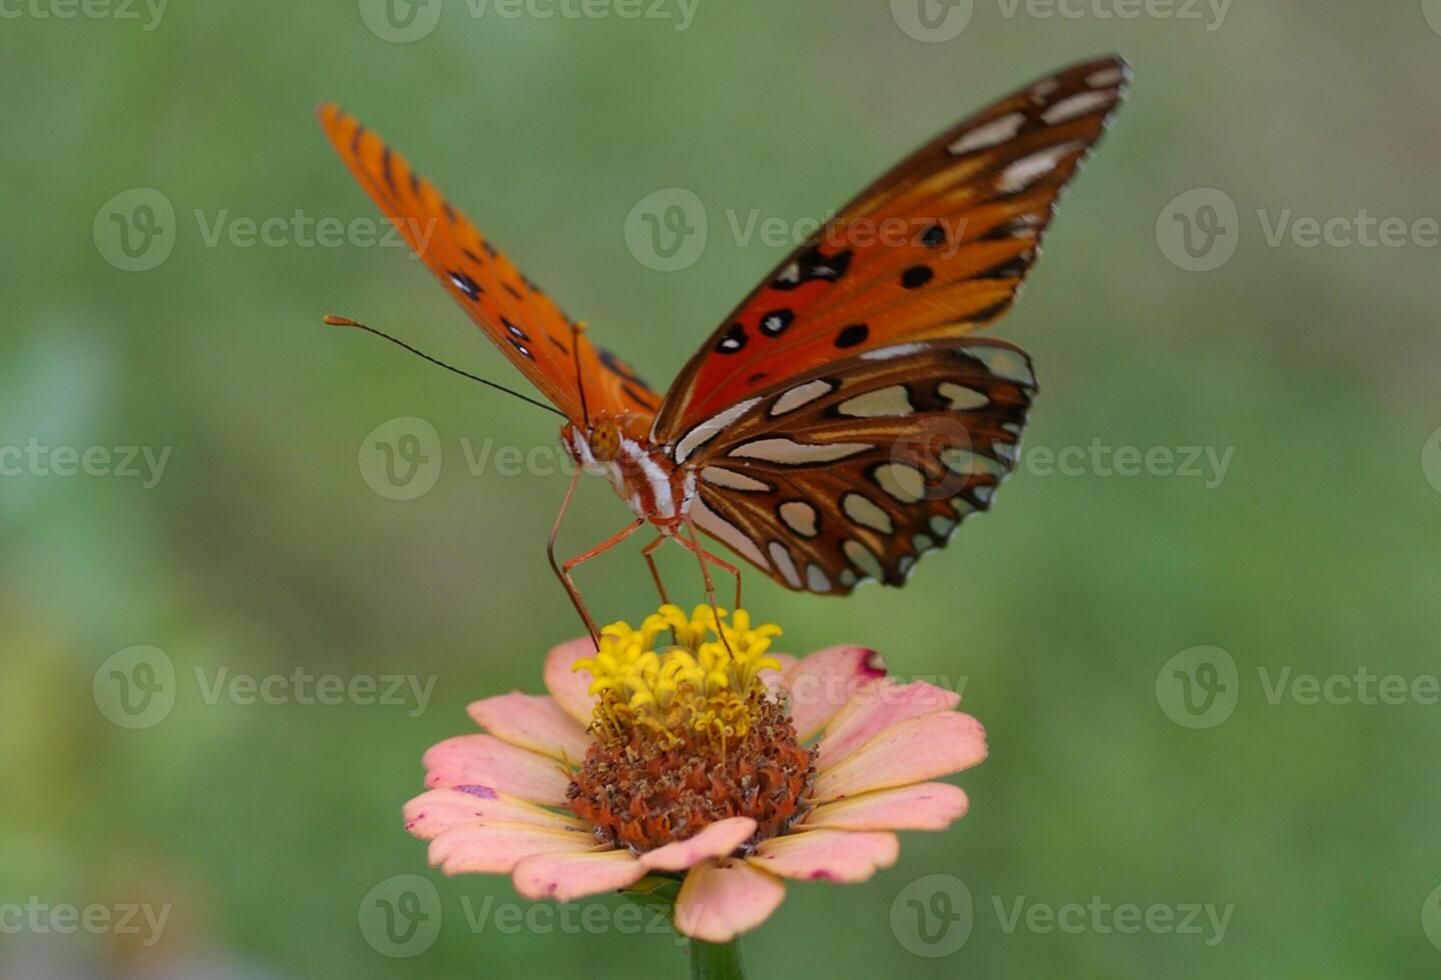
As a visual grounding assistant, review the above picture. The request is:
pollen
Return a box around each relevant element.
[567,605,815,853]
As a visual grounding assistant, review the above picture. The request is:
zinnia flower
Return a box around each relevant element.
[404,605,986,943]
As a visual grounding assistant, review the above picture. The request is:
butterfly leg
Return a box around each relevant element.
[547,467,645,646]
[679,517,744,656]
[640,536,672,606]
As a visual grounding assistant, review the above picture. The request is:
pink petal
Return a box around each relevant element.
[640,817,758,872]
[674,859,786,943]
[783,646,889,742]
[403,787,585,840]
[816,680,960,770]
[544,637,600,727]
[812,712,986,802]
[423,734,571,804]
[801,783,969,832]
[512,849,648,902]
[467,692,593,763]
[748,829,898,883]
[428,822,593,875]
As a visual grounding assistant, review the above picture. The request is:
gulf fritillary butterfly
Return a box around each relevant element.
[320,55,1129,640]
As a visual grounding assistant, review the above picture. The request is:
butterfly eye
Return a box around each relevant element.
[588,421,622,462]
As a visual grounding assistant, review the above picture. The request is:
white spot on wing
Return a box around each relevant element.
[805,564,831,593]
[948,112,1025,156]
[700,466,772,493]
[938,382,989,410]
[769,380,835,416]
[860,343,929,362]
[997,141,1081,194]
[1087,67,1125,88]
[974,346,1035,385]
[843,493,894,534]
[872,463,926,503]
[674,397,761,464]
[689,497,767,569]
[729,438,872,465]
[1042,90,1114,124]
[836,385,914,419]
[779,501,819,538]
[768,541,802,589]
[843,539,884,581]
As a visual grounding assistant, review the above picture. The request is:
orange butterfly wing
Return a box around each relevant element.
[317,103,660,433]
[651,55,1128,443]
[684,338,1036,594]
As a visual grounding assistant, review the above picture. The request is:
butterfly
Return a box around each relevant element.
[319,55,1129,640]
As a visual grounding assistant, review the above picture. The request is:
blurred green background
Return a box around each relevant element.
[4,1,1441,976]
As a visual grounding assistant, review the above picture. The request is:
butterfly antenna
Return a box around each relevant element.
[570,320,591,427]
[323,315,565,418]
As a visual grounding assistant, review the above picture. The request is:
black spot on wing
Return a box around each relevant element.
[716,322,747,354]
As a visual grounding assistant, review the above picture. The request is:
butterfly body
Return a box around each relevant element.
[319,55,1129,634]
[562,420,694,532]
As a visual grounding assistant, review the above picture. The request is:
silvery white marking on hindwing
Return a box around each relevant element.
[778,501,819,538]
[729,438,872,465]
[767,541,802,589]
[689,496,768,569]
[674,397,762,464]
[973,347,1035,386]
[836,385,914,419]
[842,493,894,534]
[700,466,773,493]
[938,382,989,411]
[843,539,884,581]
[872,463,926,503]
[769,379,836,417]
[805,564,831,593]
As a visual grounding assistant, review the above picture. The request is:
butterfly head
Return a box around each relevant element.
[586,419,623,462]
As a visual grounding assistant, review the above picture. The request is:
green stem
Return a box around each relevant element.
[689,937,745,980]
